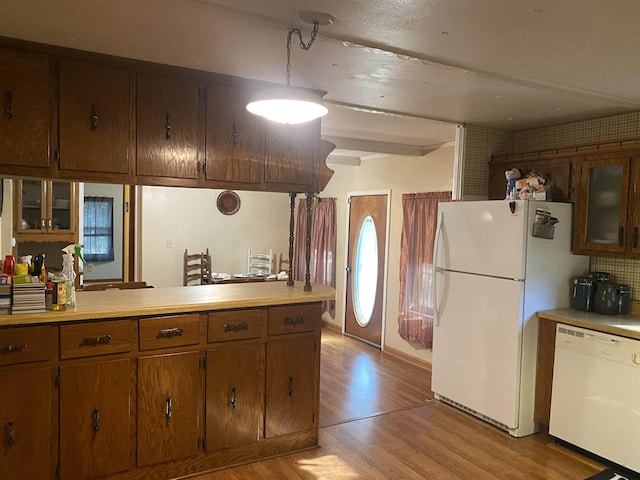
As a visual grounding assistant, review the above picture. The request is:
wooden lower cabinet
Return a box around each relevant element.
[0,300,324,479]
[265,332,318,438]
[0,367,52,480]
[59,359,130,480]
[206,342,266,451]
[137,351,201,467]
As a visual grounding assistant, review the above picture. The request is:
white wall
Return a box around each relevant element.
[322,146,455,362]
[139,186,291,287]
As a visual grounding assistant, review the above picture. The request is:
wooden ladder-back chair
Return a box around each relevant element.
[277,253,290,274]
[184,248,212,285]
[247,248,273,275]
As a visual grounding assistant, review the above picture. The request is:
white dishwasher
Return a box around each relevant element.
[549,324,640,473]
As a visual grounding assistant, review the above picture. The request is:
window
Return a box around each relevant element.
[83,196,114,262]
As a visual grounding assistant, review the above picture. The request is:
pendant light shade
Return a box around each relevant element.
[247,14,333,125]
[246,87,328,125]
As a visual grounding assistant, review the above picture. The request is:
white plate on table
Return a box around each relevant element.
[233,273,255,278]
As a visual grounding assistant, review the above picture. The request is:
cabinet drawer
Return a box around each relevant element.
[268,303,320,336]
[0,325,52,366]
[139,314,200,351]
[60,320,131,359]
[208,309,266,343]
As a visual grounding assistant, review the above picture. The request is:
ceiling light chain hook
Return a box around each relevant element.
[285,21,320,86]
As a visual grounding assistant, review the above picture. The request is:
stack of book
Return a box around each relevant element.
[11,276,46,314]
[0,284,10,314]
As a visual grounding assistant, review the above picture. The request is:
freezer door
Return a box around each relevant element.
[432,270,523,429]
[436,200,527,280]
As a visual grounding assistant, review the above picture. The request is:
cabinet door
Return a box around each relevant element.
[206,342,265,451]
[205,83,264,184]
[573,156,630,255]
[58,58,131,176]
[0,47,50,170]
[525,158,572,202]
[137,351,200,467]
[264,121,319,189]
[265,333,318,438]
[136,72,201,180]
[14,180,76,236]
[59,359,130,480]
[629,157,640,257]
[0,367,52,480]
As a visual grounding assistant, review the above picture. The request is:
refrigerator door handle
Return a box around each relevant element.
[433,212,444,326]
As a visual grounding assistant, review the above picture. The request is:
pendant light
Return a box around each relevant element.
[246,13,333,125]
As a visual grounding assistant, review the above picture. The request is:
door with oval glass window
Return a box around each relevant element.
[344,193,388,347]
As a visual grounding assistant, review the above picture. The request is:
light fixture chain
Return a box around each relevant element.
[285,22,320,86]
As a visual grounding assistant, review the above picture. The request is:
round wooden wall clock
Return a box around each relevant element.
[216,190,241,215]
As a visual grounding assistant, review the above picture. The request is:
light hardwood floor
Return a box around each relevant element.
[193,328,605,479]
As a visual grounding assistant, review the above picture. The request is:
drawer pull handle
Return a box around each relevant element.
[7,420,15,446]
[156,327,184,339]
[80,335,112,347]
[0,344,27,354]
[166,395,173,422]
[230,387,237,410]
[224,322,248,332]
[283,317,305,326]
[92,408,100,434]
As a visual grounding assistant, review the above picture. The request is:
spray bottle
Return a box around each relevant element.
[62,244,84,308]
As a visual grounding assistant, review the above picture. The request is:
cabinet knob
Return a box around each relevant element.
[4,91,12,120]
[633,227,638,249]
[618,225,625,247]
[288,376,294,397]
[92,408,100,434]
[165,395,173,422]
[230,387,237,410]
[6,420,15,446]
[90,103,98,131]
[165,114,172,140]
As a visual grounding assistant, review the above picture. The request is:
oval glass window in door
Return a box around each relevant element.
[353,215,378,326]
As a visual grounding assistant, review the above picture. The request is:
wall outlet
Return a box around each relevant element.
[166,239,174,249]
[86,264,93,272]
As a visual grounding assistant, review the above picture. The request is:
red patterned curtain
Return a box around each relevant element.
[397,192,452,348]
[294,197,337,314]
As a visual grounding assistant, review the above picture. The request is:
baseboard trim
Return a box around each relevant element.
[382,345,431,371]
[321,320,342,333]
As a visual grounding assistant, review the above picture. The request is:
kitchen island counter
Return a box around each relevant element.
[0,282,335,326]
[0,282,334,480]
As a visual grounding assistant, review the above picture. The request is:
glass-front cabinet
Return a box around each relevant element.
[573,153,640,257]
[14,179,78,237]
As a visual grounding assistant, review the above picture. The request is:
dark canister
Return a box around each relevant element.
[617,284,631,314]
[571,276,595,311]
[593,281,620,315]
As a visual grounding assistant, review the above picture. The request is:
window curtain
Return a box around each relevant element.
[397,192,452,348]
[294,197,337,314]
[83,196,115,262]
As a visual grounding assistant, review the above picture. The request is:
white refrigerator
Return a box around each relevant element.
[431,200,588,437]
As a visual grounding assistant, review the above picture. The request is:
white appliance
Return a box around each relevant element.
[431,200,588,437]
[550,324,640,472]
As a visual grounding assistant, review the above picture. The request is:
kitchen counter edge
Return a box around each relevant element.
[538,308,640,340]
[0,282,336,327]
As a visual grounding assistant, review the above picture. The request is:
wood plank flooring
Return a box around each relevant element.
[192,328,606,479]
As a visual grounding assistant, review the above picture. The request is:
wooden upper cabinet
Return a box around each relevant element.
[265,120,320,189]
[58,58,132,179]
[0,47,50,172]
[205,83,264,184]
[136,72,201,181]
[573,154,631,256]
